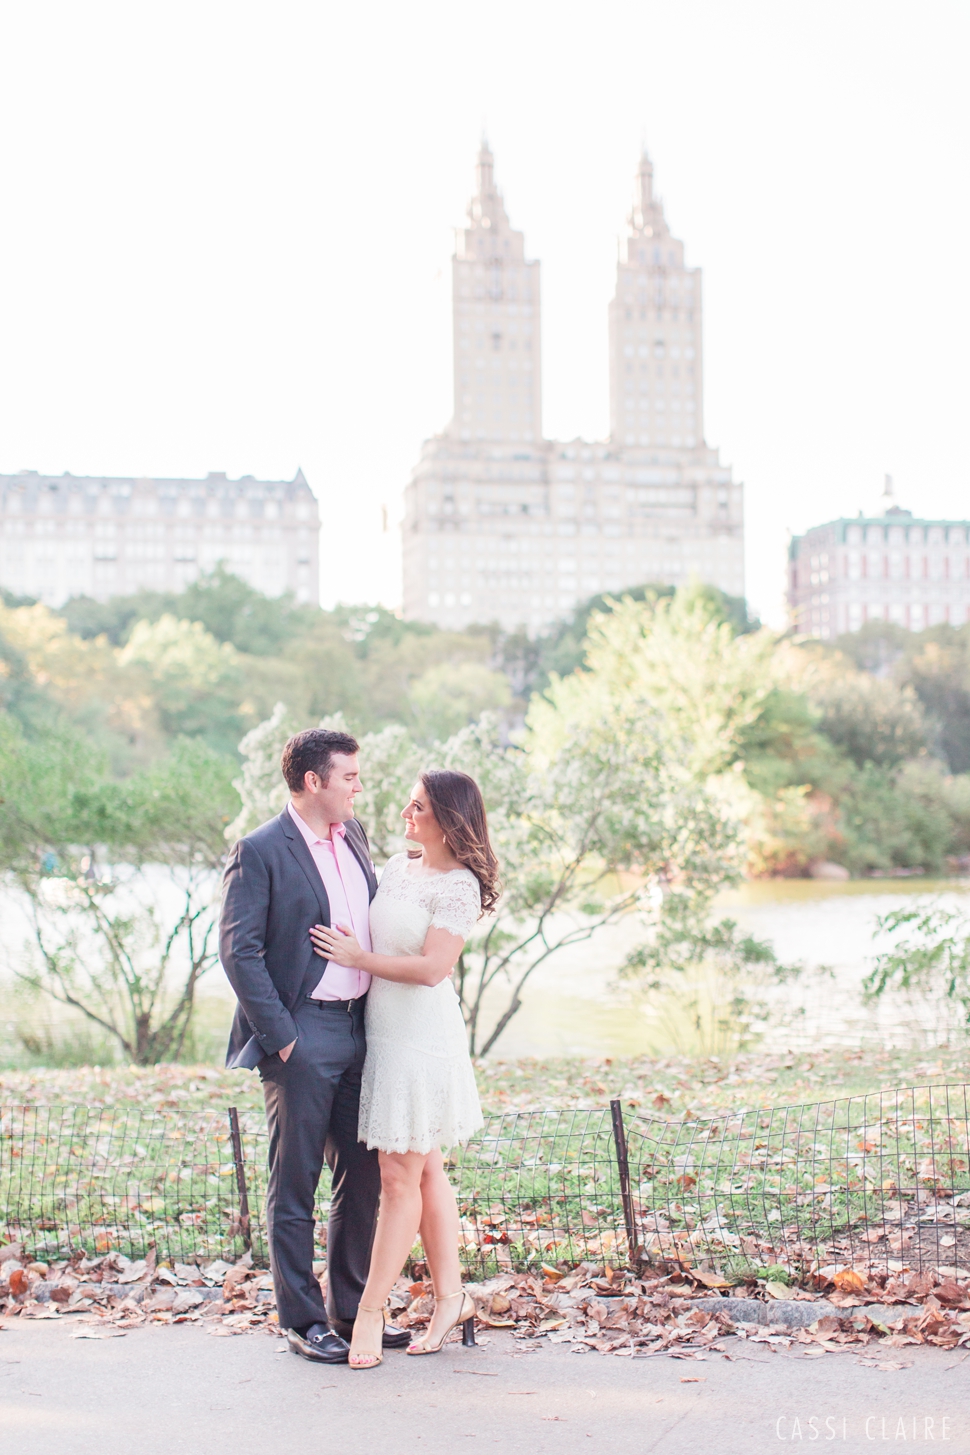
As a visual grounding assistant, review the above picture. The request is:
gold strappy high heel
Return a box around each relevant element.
[406,1290,476,1355]
[348,1305,386,1369]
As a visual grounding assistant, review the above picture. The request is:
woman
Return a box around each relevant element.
[309,768,498,1370]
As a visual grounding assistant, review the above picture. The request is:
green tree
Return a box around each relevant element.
[570,587,778,779]
[1,719,239,1064]
[178,564,320,656]
[225,702,299,841]
[0,600,145,769]
[899,628,970,774]
[619,887,797,1057]
[58,563,320,655]
[408,661,512,744]
[531,580,759,693]
[820,759,958,876]
[832,619,909,675]
[808,667,926,769]
[118,615,246,754]
[865,901,970,1033]
[57,588,177,646]
[278,618,367,725]
[357,628,494,733]
[440,704,746,1055]
[331,602,435,655]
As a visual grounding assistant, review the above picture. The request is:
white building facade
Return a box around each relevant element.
[0,468,320,607]
[789,503,970,639]
[402,146,744,634]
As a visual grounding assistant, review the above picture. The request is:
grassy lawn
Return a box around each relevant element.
[4,1048,968,1284]
[2,1043,968,1119]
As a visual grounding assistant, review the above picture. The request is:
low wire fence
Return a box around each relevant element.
[2,1086,969,1282]
[0,1104,269,1268]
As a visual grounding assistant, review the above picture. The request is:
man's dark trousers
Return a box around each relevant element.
[259,995,381,1333]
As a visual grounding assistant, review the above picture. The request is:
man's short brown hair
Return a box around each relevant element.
[280,728,360,793]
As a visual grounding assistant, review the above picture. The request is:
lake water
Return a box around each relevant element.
[460,877,970,1060]
[3,876,969,1062]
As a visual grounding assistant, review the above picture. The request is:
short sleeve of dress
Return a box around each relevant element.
[429,870,481,939]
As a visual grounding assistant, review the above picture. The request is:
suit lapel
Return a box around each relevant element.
[278,808,331,925]
[344,818,379,901]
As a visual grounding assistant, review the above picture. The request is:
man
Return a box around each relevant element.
[219,727,408,1364]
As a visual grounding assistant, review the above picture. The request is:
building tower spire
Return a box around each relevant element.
[631,148,655,230]
[475,139,495,203]
[448,145,542,443]
[608,149,703,448]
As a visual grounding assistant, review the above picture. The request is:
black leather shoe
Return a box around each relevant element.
[330,1315,410,1349]
[287,1323,350,1363]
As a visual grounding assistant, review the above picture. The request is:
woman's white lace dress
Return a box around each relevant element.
[358,853,484,1154]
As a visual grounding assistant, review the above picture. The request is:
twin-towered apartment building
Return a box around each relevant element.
[401,145,744,634]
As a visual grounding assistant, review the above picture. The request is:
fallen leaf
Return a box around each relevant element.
[764,1282,790,1300]
[115,1261,148,1285]
[690,1271,731,1290]
[680,1377,706,1383]
[832,1269,867,1295]
[71,1328,127,1340]
[538,1318,566,1331]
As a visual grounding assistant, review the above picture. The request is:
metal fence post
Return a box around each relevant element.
[609,1098,639,1269]
[227,1107,252,1254]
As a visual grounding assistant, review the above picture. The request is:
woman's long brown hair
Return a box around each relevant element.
[411,769,500,916]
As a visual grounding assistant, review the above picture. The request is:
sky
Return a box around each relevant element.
[0,1,967,626]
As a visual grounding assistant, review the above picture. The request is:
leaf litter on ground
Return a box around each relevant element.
[3,1245,970,1356]
[3,1048,970,1355]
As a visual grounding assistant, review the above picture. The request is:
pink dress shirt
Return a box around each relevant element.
[287,801,373,1000]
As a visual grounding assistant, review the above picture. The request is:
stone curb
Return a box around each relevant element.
[31,1281,226,1305]
[693,1297,923,1328]
[25,1284,925,1330]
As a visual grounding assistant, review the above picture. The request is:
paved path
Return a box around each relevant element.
[1,1319,966,1454]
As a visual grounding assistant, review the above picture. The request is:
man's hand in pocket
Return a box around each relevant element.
[279,1040,296,1063]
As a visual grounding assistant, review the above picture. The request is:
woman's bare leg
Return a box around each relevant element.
[350,1150,427,1364]
[416,1149,466,1346]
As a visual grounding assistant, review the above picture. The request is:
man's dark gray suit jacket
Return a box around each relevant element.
[219,808,378,1070]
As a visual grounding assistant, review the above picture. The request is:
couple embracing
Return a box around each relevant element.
[219,727,496,1369]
